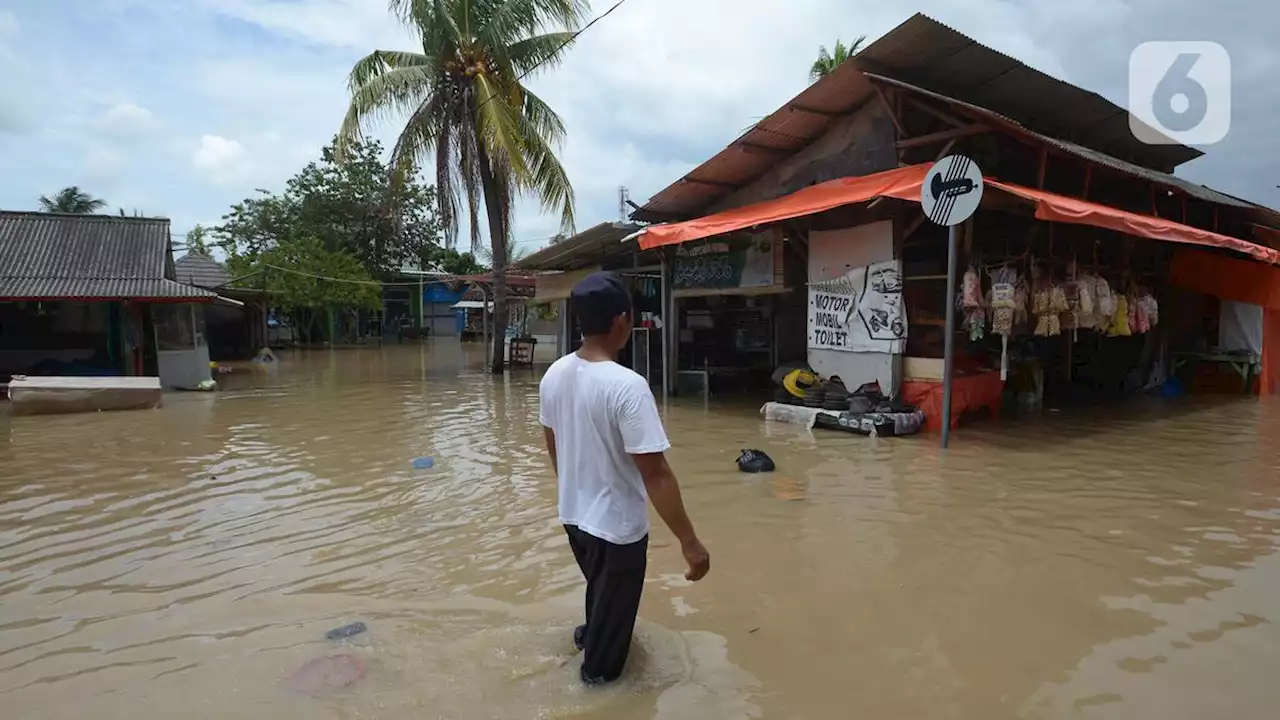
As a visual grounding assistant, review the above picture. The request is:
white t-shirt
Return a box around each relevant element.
[538,353,670,545]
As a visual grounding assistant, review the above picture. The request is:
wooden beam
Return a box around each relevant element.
[1083,164,1092,199]
[789,104,837,118]
[682,177,738,189]
[902,214,927,241]
[1214,207,1220,232]
[737,142,793,157]
[934,138,957,162]
[896,124,988,149]
[904,97,969,129]
[1037,147,1048,189]
[872,82,907,137]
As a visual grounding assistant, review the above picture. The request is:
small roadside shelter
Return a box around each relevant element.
[0,211,218,390]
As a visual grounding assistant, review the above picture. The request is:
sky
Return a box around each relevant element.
[0,0,1275,256]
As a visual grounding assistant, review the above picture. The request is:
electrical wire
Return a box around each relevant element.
[472,0,632,114]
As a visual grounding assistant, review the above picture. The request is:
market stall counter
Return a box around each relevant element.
[902,369,1004,433]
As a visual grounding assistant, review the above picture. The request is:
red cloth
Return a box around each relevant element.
[902,370,1004,432]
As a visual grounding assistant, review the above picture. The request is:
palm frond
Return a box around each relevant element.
[338,57,437,154]
[512,111,575,233]
[503,31,578,76]
[472,74,531,179]
[521,87,566,144]
[476,0,586,60]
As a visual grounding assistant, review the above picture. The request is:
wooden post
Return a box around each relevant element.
[1037,147,1048,189]
[1083,165,1092,199]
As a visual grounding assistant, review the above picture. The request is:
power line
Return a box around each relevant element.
[474,0,632,114]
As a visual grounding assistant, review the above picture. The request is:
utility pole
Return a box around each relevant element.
[618,186,631,222]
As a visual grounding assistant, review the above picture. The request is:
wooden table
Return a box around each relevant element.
[1173,351,1260,393]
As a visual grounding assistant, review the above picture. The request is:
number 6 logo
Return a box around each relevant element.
[1129,41,1231,145]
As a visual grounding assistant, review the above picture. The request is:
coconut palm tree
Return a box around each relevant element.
[38,186,107,214]
[339,0,584,373]
[809,36,866,83]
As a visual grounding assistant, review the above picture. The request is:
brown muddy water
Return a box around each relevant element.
[2,343,1280,719]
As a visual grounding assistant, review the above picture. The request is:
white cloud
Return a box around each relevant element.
[98,101,156,137]
[0,0,1276,241]
[192,135,254,186]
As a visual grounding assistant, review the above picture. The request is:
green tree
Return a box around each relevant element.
[809,36,866,83]
[214,137,442,277]
[185,224,212,256]
[339,0,584,373]
[428,247,488,275]
[226,235,382,344]
[38,186,107,214]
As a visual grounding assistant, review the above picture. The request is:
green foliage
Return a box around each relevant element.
[185,224,212,256]
[809,36,866,83]
[339,0,585,371]
[38,186,107,214]
[214,137,443,276]
[428,247,488,275]
[226,235,381,342]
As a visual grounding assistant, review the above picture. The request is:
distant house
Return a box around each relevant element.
[0,211,216,389]
[174,251,269,358]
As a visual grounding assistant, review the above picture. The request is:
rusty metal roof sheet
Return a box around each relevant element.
[863,74,1280,230]
[634,12,1209,222]
[175,252,233,289]
[514,222,649,271]
[853,14,1200,172]
[0,211,216,300]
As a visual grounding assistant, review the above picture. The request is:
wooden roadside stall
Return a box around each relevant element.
[628,13,1280,432]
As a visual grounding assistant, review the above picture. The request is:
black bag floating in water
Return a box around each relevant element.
[326,621,368,641]
[737,449,775,473]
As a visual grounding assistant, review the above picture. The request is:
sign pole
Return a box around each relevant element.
[941,224,958,449]
[918,154,984,450]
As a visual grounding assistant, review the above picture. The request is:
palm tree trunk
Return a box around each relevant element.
[477,149,510,375]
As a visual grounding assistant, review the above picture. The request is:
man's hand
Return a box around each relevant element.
[681,537,710,582]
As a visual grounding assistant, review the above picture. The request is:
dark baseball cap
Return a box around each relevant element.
[571,271,632,335]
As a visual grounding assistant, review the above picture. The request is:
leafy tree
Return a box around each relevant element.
[39,186,107,214]
[214,137,443,277]
[185,224,212,256]
[226,235,382,343]
[427,247,488,276]
[339,0,584,373]
[809,36,866,83]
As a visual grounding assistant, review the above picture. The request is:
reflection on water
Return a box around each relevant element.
[2,343,1280,719]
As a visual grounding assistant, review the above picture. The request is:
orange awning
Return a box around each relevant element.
[636,164,1280,265]
[637,165,928,249]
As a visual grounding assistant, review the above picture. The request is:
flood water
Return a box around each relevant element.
[3,344,1280,719]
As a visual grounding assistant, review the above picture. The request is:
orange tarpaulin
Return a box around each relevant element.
[1171,247,1280,395]
[637,164,1280,265]
[638,165,928,249]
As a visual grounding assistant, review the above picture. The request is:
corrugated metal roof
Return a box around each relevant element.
[174,252,233,289]
[0,278,217,300]
[864,73,1273,217]
[853,14,1200,172]
[514,222,649,271]
[634,12,1211,222]
[0,211,216,300]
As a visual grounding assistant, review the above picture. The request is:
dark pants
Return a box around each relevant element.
[564,525,648,684]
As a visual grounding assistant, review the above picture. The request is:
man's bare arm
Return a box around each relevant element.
[631,452,710,581]
[543,427,558,476]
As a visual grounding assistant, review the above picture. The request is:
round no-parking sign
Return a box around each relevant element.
[921,155,984,227]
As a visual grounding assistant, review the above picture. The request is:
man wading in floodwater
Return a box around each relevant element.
[539,272,711,685]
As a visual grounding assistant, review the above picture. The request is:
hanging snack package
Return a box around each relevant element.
[1108,295,1132,337]
[990,266,1017,309]
[1093,277,1115,330]
[962,266,982,308]
[1134,294,1151,334]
